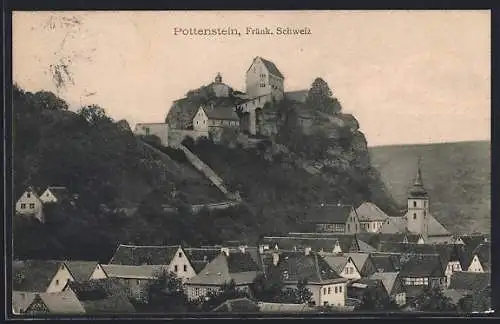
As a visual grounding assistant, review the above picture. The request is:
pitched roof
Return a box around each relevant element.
[261,235,359,254]
[202,105,240,121]
[63,261,99,282]
[256,57,284,79]
[304,204,355,224]
[401,211,450,236]
[355,202,390,222]
[369,272,400,295]
[369,254,399,273]
[357,240,377,252]
[108,244,180,266]
[461,235,488,251]
[12,291,37,314]
[449,272,490,293]
[321,255,349,274]
[273,251,346,284]
[345,253,370,271]
[379,217,407,234]
[66,279,135,314]
[34,290,86,314]
[12,260,62,292]
[46,186,70,201]
[213,297,260,313]
[399,254,444,277]
[472,243,490,271]
[100,264,164,279]
[186,252,260,286]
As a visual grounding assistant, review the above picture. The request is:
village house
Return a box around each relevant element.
[15,187,44,222]
[95,264,164,301]
[464,242,490,273]
[302,204,361,234]
[12,291,37,315]
[261,234,362,254]
[184,251,261,301]
[264,250,348,308]
[355,201,389,233]
[63,278,136,314]
[398,254,447,300]
[192,103,240,142]
[369,272,406,306]
[183,247,222,274]
[23,290,86,315]
[344,253,377,277]
[108,244,197,282]
[38,186,71,204]
[320,255,362,280]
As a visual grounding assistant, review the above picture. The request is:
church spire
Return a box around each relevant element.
[409,157,428,197]
[215,72,222,84]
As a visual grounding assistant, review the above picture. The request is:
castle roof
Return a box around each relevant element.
[202,105,240,121]
[247,57,284,79]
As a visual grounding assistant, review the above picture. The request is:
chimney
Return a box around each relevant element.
[221,247,229,256]
[272,252,280,266]
[305,247,312,256]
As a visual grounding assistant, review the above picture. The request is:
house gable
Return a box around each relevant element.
[89,264,108,280]
[467,254,484,273]
[166,246,197,281]
[340,258,361,280]
[192,106,209,131]
[40,189,58,203]
[46,263,74,293]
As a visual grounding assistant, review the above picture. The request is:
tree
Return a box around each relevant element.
[31,90,69,111]
[412,286,456,312]
[296,279,313,304]
[143,269,187,312]
[306,78,341,115]
[356,287,399,312]
[197,279,250,312]
[77,104,111,125]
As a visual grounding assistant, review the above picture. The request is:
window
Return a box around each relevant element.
[328,287,331,294]
[323,288,327,295]
[339,286,342,293]
[347,224,350,232]
[413,201,417,207]
[335,286,338,293]
[56,279,59,285]
[184,265,187,272]
[196,121,199,125]
[424,211,427,217]
[179,252,182,258]
[413,213,417,220]
[29,203,35,209]
[174,265,178,272]
[136,279,140,285]
[27,193,31,198]
[203,120,206,124]
[20,203,26,209]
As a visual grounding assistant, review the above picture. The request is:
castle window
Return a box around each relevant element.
[413,213,417,220]
[27,193,31,198]
[21,203,26,209]
[184,264,187,272]
[413,201,417,207]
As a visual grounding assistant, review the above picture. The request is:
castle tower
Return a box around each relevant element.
[406,157,430,239]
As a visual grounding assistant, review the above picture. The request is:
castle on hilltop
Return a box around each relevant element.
[134,56,309,146]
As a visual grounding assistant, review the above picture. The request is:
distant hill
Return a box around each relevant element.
[369,141,490,234]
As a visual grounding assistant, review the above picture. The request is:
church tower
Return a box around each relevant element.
[406,158,430,239]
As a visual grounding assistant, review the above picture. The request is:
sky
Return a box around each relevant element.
[13,10,490,147]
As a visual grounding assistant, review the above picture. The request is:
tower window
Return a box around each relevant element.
[413,201,417,207]
[424,211,427,217]
[413,213,417,220]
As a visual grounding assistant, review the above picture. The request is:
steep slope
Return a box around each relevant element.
[369,141,490,233]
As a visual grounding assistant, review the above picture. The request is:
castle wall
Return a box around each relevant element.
[168,129,209,147]
[134,123,169,147]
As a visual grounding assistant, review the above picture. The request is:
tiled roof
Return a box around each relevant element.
[304,204,355,224]
[258,57,284,79]
[345,253,370,271]
[33,290,86,314]
[186,252,260,286]
[355,202,390,222]
[12,260,62,292]
[213,297,260,313]
[461,235,487,251]
[202,105,240,121]
[449,272,490,292]
[100,264,164,279]
[399,254,444,277]
[369,254,399,273]
[63,261,99,282]
[46,186,70,201]
[272,251,345,284]
[262,235,359,254]
[357,240,377,252]
[321,255,349,274]
[184,248,221,263]
[108,244,181,266]
[66,279,135,314]
[369,272,400,295]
